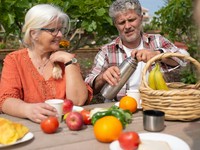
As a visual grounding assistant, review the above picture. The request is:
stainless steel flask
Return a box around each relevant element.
[100,56,138,100]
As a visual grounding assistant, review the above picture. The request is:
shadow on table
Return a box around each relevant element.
[183,121,200,150]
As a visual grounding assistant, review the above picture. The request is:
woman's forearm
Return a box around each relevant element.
[65,65,88,105]
[2,98,28,118]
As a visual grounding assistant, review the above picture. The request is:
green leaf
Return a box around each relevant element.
[83,20,97,32]
[7,14,15,27]
[105,16,113,25]
[96,8,106,16]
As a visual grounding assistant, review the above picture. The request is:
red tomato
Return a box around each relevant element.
[118,131,140,150]
[40,117,59,134]
[80,109,91,125]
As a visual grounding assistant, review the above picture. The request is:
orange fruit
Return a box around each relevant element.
[119,96,137,113]
[93,116,123,143]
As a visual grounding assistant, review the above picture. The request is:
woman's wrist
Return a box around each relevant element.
[64,58,78,67]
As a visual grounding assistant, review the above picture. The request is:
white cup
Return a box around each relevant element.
[45,99,64,122]
[126,89,141,109]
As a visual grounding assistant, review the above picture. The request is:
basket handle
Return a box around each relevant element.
[141,53,200,89]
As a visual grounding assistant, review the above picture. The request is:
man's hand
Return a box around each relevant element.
[102,66,121,86]
[131,49,159,63]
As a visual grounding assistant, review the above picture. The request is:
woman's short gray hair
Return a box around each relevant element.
[22,4,70,47]
[109,0,142,21]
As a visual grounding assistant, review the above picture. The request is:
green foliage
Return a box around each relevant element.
[0,0,117,50]
[66,0,114,33]
[143,22,159,33]
[0,0,32,42]
[152,0,194,43]
[152,0,200,84]
[180,69,197,84]
[0,43,6,49]
[63,0,116,50]
[186,41,200,61]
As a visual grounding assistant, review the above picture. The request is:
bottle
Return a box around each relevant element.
[101,56,138,100]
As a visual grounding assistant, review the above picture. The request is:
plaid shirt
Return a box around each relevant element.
[85,33,188,100]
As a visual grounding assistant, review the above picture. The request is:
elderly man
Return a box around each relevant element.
[85,0,189,101]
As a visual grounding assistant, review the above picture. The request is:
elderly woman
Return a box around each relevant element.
[0,4,92,123]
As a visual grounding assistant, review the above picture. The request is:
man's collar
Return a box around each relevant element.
[115,37,123,50]
[142,33,151,43]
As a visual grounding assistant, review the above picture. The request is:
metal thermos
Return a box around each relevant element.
[101,56,138,100]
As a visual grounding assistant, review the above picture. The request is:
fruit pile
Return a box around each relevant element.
[148,63,169,90]
[91,105,132,128]
[40,97,141,149]
[40,99,94,132]
[91,96,140,145]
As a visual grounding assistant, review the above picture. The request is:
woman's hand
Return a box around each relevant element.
[131,49,159,63]
[25,103,58,123]
[50,51,76,79]
[50,51,75,64]
[102,66,121,86]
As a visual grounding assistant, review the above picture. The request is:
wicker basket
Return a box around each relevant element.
[140,53,200,121]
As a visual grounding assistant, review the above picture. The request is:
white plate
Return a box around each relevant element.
[114,101,142,109]
[72,106,84,112]
[110,133,190,150]
[0,132,34,148]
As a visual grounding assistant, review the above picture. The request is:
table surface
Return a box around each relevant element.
[1,102,200,150]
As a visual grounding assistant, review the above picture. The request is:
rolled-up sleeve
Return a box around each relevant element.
[0,54,23,111]
[85,49,108,87]
[155,35,189,66]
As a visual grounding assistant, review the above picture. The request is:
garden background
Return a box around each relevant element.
[0,0,199,103]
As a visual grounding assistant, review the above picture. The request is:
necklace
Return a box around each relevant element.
[28,49,52,74]
[38,59,50,70]
[38,59,51,75]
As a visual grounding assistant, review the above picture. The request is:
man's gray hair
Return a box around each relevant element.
[109,0,142,20]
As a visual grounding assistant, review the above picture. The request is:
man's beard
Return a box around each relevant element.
[120,30,140,43]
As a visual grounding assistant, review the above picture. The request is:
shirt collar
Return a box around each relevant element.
[142,33,151,43]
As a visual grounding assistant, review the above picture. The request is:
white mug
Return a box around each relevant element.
[45,99,64,122]
[126,89,141,109]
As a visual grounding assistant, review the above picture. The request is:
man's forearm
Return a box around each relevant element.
[161,58,179,66]
[155,50,179,67]
[92,73,107,94]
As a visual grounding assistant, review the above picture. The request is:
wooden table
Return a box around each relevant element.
[1,102,200,150]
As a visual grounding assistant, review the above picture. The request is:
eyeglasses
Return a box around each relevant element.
[39,27,67,36]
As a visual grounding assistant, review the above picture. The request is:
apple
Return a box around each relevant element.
[63,99,74,114]
[66,112,84,131]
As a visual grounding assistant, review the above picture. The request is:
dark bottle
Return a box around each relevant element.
[101,56,138,100]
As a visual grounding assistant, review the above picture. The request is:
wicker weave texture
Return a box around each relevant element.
[140,53,200,121]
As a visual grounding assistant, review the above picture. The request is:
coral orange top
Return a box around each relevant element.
[0,48,93,111]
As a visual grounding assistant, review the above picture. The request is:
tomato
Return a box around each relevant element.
[40,117,59,134]
[118,131,140,150]
[80,109,91,125]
